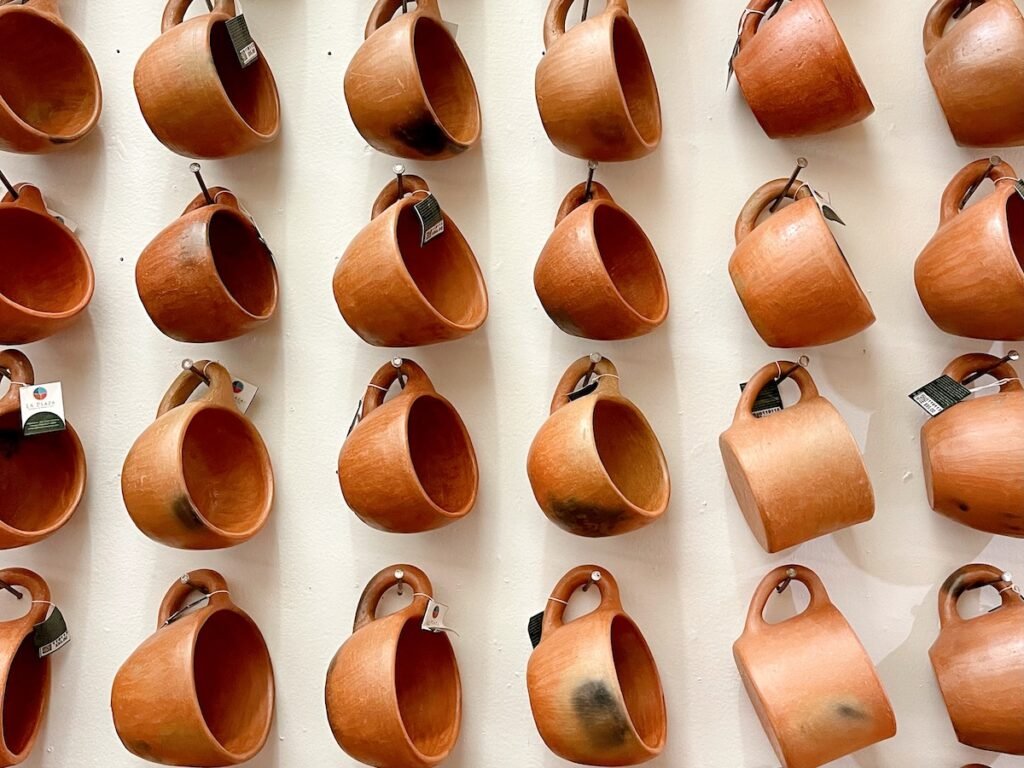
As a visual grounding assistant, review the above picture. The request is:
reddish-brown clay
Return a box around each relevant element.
[136,187,278,343]
[121,361,273,549]
[733,0,874,138]
[111,569,274,766]
[730,178,874,347]
[338,359,478,533]
[0,183,94,345]
[134,0,280,158]
[326,565,461,768]
[720,362,874,552]
[333,175,488,347]
[0,568,52,767]
[344,0,481,160]
[534,181,668,340]
[921,353,1024,537]
[915,158,1024,340]
[734,565,896,768]
[929,564,1024,754]
[527,356,669,538]
[0,350,85,549]
[535,0,661,161]
[0,0,101,153]
[527,566,666,766]
[925,0,1024,147]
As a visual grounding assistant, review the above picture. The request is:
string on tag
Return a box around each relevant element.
[968,377,1021,394]
[727,9,767,88]
[163,590,229,626]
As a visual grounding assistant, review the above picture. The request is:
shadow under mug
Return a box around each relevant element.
[536,0,661,161]
[535,181,668,340]
[136,186,279,343]
[326,564,461,768]
[333,175,488,347]
[134,0,280,158]
[111,569,274,766]
[338,359,478,533]
[0,0,101,153]
[121,361,273,549]
[730,178,874,348]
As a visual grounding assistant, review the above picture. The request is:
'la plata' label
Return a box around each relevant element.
[20,381,66,436]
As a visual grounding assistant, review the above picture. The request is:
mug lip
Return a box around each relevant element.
[0,630,51,763]
[607,612,667,754]
[603,10,660,153]
[200,205,280,322]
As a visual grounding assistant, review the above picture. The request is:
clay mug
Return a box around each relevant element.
[915,158,1024,340]
[732,0,874,138]
[920,352,1024,537]
[111,569,274,766]
[338,359,478,533]
[0,0,101,153]
[527,356,669,537]
[534,181,668,340]
[535,0,661,161]
[930,564,1024,754]
[326,565,461,768]
[333,174,488,347]
[734,565,897,768]
[730,178,874,347]
[0,349,85,549]
[0,568,52,767]
[0,182,94,344]
[134,0,281,158]
[344,0,481,160]
[924,0,1024,147]
[720,362,874,552]
[136,186,278,342]
[527,565,666,766]
[121,361,273,549]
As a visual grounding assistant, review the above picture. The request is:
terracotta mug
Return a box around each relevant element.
[925,0,1024,147]
[732,0,874,138]
[0,350,85,549]
[527,356,669,538]
[134,0,281,158]
[333,175,488,347]
[136,187,278,343]
[0,568,51,767]
[121,361,273,549]
[920,353,1024,537]
[535,0,661,161]
[344,0,480,160]
[0,182,94,345]
[528,565,666,766]
[734,565,897,768]
[915,158,1024,340]
[0,0,101,153]
[730,178,874,347]
[930,564,1024,755]
[720,362,874,552]
[338,359,478,533]
[326,565,461,768]
[534,181,668,340]
[111,569,274,766]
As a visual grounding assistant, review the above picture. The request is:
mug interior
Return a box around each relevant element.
[413,18,479,146]
[395,617,459,757]
[2,634,47,757]
[611,616,664,750]
[1008,192,1024,272]
[593,400,667,512]
[193,611,272,756]
[0,11,98,139]
[0,430,81,535]
[593,205,666,321]
[408,396,475,514]
[208,210,277,318]
[210,20,278,136]
[611,16,659,145]
[0,209,91,314]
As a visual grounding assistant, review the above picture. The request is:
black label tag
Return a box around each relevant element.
[528,612,543,648]
[34,606,69,658]
[909,375,971,417]
[226,14,259,68]
[740,380,783,418]
[567,380,599,402]
[414,194,444,246]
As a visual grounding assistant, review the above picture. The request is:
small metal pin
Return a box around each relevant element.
[0,365,11,382]
[0,169,18,201]
[0,579,23,600]
[581,0,590,21]
[1003,571,1013,583]
[582,570,602,592]
[776,355,810,384]
[189,163,214,206]
[394,164,406,197]
[766,0,785,20]
[960,155,1001,210]
[775,567,798,594]
[582,352,602,388]
[962,350,1019,385]
[953,0,977,19]
[346,399,364,437]
[182,358,211,386]
[395,568,406,596]
[769,158,808,213]
[401,0,408,12]
[584,161,598,202]
[391,357,407,390]
[204,0,213,10]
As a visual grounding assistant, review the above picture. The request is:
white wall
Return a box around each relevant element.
[5,1,1023,766]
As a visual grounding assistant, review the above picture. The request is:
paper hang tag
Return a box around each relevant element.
[20,382,66,436]
[726,40,739,89]
[422,598,458,636]
[236,201,270,254]
[568,380,599,402]
[34,606,69,658]
[442,20,458,38]
[909,375,971,417]
[46,208,78,233]
[226,12,259,68]
[808,187,845,226]
[230,378,258,413]
[739,379,783,418]
[414,194,445,246]
[528,612,544,648]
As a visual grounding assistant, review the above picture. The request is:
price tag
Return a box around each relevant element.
[20,382,66,436]
[34,606,70,658]
[739,379,783,418]
[225,5,259,69]
[528,611,544,648]
[909,375,971,417]
[230,378,258,414]
[414,194,445,246]
[422,598,458,636]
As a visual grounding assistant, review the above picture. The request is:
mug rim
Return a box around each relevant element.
[201,206,279,322]
[0,629,51,762]
[604,11,660,151]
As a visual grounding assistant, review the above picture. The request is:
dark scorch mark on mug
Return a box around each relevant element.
[172,496,203,529]
[835,702,869,721]
[393,116,464,158]
[572,680,629,748]
[548,498,628,537]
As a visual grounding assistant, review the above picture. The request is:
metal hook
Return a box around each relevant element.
[395,568,406,596]
[584,161,598,202]
[0,579,23,600]
[775,568,798,594]
[769,158,808,213]
[182,358,212,386]
[581,570,602,592]
[189,163,214,206]
[775,355,810,384]
[959,155,1001,210]
[582,352,602,388]
[391,357,407,390]
[581,0,590,21]
[401,0,408,12]
[0,169,18,201]
[766,0,785,20]
[394,164,406,198]
[962,350,1020,386]
[952,0,978,18]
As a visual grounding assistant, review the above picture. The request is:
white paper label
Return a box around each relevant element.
[231,378,258,413]
[422,598,459,636]
[20,381,66,436]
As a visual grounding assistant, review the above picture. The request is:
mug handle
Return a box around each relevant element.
[943,353,1024,393]
[360,359,435,420]
[737,0,778,50]
[543,0,628,48]
[923,0,968,55]
[162,0,236,32]
[365,0,442,38]
[353,564,433,632]
[0,568,51,631]
[742,564,833,636]
[938,563,1023,628]
[541,565,622,639]
[553,181,616,227]
[548,355,620,414]
[2,183,50,216]
[157,569,232,628]
[19,0,62,21]
[370,175,431,220]
[155,361,239,418]
[180,186,240,216]
[0,348,35,422]
[733,361,819,425]
[938,157,1019,226]
[734,178,815,244]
